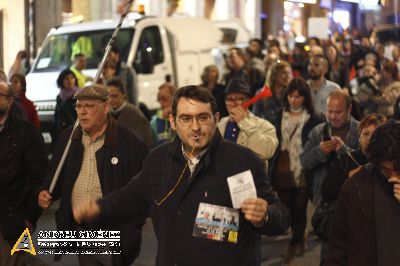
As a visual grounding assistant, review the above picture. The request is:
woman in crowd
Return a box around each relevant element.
[10,73,40,128]
[325,44,349,89]
[269,77,324,265]
[52,69,78,145]
[374,60,400,117]
[350,114,387,170]
[325,120,400,266]
[253,60,293,127]
[200,65,227,117]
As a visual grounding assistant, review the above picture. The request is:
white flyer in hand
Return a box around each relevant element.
[227,170,257,209]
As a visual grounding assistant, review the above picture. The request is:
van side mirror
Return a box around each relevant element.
[134,49,154,74]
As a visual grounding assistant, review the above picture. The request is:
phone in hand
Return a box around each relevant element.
[323,135,332,141]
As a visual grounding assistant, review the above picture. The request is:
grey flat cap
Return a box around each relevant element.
[74,84,108,101]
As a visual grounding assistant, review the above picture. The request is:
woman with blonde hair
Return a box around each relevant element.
[253,60,293,126]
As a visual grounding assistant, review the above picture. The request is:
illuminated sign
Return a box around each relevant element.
[339,0,360,3]
[360,0,379,6]
[360,0,379,9]
[287,0,317,4]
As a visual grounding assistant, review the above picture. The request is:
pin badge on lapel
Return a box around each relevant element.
[111,157,118,165]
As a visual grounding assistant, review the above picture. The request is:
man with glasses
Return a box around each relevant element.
[218,78,278,164]
[73,85,289,266]
[38,84,148,266]
[0,81,47,265]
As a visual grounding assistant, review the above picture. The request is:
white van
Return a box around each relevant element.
[26,15,224,142]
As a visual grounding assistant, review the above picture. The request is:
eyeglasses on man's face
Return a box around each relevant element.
[225,96,248,104]
[176,113,213,127]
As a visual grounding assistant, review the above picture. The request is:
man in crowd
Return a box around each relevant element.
[38,84,148,266]
[109,45,138,105]
[224,47,249,86]
[218,78,278,165]
[70,53,93,88]
[307,55,341,115]
[107,78,153,147]
[150,82,176,146]
[300,89,359,265]
[72,85,290,266]
[0,81,47,265]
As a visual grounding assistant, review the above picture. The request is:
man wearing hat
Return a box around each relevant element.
[38,84,148,266]
[218,78,278,162]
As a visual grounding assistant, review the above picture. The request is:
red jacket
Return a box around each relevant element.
[18,93,40,128]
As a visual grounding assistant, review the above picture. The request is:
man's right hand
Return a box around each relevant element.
[38,190,53,210]
[16,50,27,60]
[73,198,100,224]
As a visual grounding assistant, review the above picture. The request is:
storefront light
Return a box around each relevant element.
[296,36,307,43]
[293,9,301,18]
[284,1,294,10]
[360,0,379,8]
[333,10,350,29]
[287,0,316,4]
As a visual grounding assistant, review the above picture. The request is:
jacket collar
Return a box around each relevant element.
[71,114,118,148]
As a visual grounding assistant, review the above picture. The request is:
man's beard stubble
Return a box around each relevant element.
[308,73,321,80]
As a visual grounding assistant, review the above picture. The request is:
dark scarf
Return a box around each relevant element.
[374,167,400,266]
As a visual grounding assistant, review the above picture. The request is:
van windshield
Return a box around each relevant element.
[32,28,134,72]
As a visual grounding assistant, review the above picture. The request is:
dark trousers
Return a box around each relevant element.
[277,186,308,246]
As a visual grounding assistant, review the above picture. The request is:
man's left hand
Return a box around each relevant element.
[241,198,268,226]
[331,136,345,151]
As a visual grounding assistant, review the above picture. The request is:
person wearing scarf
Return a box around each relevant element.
[52,68,78,147]
[269,78,324,265]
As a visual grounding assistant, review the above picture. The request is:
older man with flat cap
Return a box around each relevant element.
[38,84,148,266]
[218,78,278,163]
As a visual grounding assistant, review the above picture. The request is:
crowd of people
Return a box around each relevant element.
[0,31,399,266]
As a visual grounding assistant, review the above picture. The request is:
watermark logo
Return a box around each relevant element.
[10,228,120,255]
[11,228,36,256]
